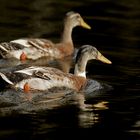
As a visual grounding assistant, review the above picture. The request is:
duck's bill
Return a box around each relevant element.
[97,51,112,64]
[80,18,91,29]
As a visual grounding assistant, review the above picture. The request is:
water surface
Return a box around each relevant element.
[0,0,140,140]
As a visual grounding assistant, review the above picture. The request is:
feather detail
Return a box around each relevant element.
[0,72,14,85]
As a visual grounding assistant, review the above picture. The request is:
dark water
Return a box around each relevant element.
[0,0,140,140]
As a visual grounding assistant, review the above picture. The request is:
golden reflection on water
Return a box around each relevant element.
[0,86,109,129]
[74,93,109,127]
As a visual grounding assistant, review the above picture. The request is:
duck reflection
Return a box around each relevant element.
[75,92,109,127]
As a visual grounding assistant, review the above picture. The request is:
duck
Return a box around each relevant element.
[0,45,112,92]
[0,11,91,61]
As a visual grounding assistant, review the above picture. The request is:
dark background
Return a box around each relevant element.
[0,0,140,140]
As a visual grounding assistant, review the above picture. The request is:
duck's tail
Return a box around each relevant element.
[0,43,9,58]
[0,72,14,85]
[0,44,9,52]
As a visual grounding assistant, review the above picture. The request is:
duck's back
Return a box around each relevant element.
[14,67,85,91]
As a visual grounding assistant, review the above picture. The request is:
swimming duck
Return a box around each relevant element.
[0,45,111,92]
[0,11,91,60]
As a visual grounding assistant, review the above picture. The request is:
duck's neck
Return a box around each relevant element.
[61,22,73,44]
[74,57,88,78]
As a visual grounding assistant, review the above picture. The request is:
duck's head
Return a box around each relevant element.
[76,45,112,64]
[74,45,112,77]
[65,11,91,29]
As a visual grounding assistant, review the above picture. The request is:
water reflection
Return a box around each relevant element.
[0,88,109,129]
[0,0,140,139]
[78,93,109,127]
[0,74,110,129]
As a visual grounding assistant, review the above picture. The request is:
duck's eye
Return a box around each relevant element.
[75,15,80,19]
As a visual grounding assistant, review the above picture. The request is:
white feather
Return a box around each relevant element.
[15,66,44,75]
[74,64,86,78]
[0,44,9,52]
[77,71,86,78]
[0,72,14,85]
[11,39,31,47]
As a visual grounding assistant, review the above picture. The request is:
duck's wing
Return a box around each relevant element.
[0,42,25,57]
[15,66,45,75]
[11,38,54,50]
[15,66,68,80]
[0,70,31,86]
[15,66,77,91]
[0,66,52,88]
[10,38,64,59]
[11,38,32,48]
[33,67,69,80]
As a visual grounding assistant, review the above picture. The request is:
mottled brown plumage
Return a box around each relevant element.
[0,45,112,92]
[0,11,91,60]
